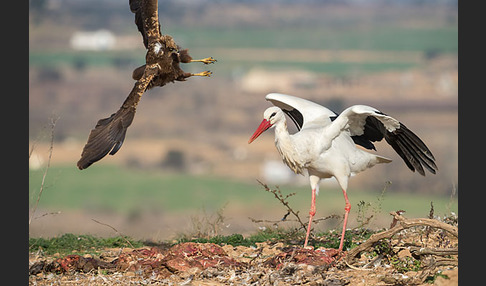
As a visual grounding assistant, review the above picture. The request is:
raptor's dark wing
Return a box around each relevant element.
[77,1,164,170]
[129,0,161,49]
[77,78,154,170]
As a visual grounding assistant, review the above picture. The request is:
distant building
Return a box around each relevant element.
[70,29,116,51]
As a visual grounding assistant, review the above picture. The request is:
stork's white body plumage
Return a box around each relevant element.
[248,93,437,251]
[274,116,391,184]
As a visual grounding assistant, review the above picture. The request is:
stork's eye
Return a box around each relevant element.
[270,112,277,118]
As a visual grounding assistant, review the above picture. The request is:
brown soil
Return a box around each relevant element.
[29,213,458,286]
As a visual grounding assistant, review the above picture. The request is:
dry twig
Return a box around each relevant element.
[346,211,458,264]
[33,211,61,220]
[249,214,340,226]
[256,180,307,231]
[91,219,135,249]
[29,116,59,225]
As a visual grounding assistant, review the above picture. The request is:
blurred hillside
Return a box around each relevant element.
[29,0,457,196]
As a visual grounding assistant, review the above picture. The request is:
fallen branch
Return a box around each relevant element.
[429,257,458,268]
[346,211,458,264]
[409,246,458,256]
[249,214,340,225]
[344,259,374,271]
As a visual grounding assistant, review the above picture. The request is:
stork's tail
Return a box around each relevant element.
[376,155,392,164]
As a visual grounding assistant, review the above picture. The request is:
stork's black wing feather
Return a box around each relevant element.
[283,109,304,131]
[329,115,384,151]
[351,116,387,150]
[285,108,379,150]
[384,123,437,175]
[354,115,437,176]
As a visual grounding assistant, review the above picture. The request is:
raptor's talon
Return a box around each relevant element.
[192,71,212,77]
[191,57,217,65]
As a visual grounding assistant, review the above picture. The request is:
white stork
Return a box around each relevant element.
[248,93,437,251]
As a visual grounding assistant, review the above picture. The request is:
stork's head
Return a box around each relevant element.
[248,107,284,144]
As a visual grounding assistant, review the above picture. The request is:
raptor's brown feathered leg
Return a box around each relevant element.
[132,64,146,81]
[179,49,216,64]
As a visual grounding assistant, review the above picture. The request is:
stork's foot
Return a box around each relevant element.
[192,71,212,77]
[191,57,217,65]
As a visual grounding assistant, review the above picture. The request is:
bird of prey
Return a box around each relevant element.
[77,0,216,170]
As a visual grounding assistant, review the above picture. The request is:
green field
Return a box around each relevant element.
[29,50,144,68]
[29,165,457,220]
[29,26,457,76]
[167,26,458,52]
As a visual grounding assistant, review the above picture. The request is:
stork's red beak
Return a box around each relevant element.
[248,119,272,144]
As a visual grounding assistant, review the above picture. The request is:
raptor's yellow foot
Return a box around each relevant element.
[191,57,217,65]
[192,71,212,77]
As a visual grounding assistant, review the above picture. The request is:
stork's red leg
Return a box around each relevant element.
[304,187,317,248]
[338,189,351,251]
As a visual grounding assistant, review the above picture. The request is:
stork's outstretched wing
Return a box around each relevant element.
[329,105,437,176]
[265,93,336,130]
[266,93,380,150]
[265,93,437,176]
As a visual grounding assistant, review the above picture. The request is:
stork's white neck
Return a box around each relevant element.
[274,120,290,149]
[274,120,305,175]
[274,119,288,136]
